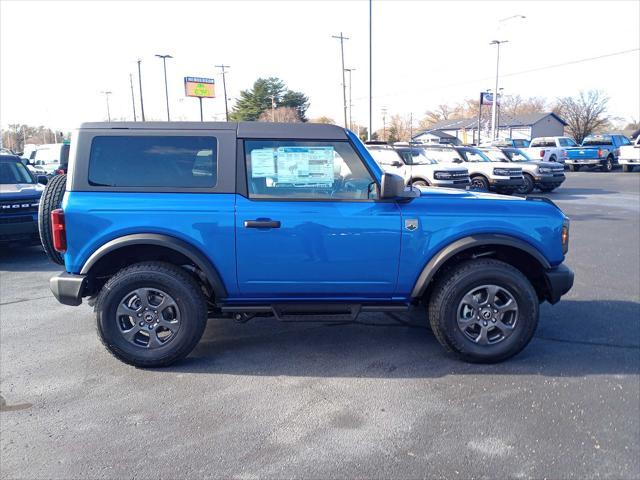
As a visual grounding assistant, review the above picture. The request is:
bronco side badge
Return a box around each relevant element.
[405,219,418,232]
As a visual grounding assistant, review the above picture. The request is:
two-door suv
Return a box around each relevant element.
[43,122,573,367]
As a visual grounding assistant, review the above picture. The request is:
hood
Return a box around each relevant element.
[489,161,521,169]
[0,182,44,200]
[430,163,468,172]
[415,185,525,201]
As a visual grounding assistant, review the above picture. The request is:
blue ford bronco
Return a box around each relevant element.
[42,122,573,367]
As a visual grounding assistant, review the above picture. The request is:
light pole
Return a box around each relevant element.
[332,32,349,128]
[382,107,387,142]
[368,0,372,141]
[155,54,173,121]
[489,40,507,140]
[129,73,137,121]
[215,64,231,121]
[344,68,355,130]
[137,59,145,121]
[101,90,112,122]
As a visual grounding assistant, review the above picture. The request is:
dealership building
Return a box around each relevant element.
[412,112,568,145]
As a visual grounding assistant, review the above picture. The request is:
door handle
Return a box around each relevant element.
[244,219,281,229]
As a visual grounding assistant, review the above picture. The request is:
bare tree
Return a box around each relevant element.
[419,104,464,129]
[501,95,548,117]
[309,116,336,124]
[257,106,302,123]
[377,114,413,143]
[554,90,609,143]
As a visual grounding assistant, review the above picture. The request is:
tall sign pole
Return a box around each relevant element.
[215,65,231,121]
[489,40,507,140]
[184,77,215,122]
[332,32,349,128]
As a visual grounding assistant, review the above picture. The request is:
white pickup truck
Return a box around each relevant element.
[524,136,578,164]
[618,136,640,172]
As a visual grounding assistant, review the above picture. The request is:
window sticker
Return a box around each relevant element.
[276,146,335,186]
[251,148,276,178]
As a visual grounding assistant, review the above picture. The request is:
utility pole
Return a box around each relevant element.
[344,68,355,130]
[332,32,349,128]
[101,91,112,122]
[489,40,507,140]
[215,64,231,121]
[368,0,372,141]
[382,107,387,142]
[155,54,173,121]
[137,59,146,121]
[496,87,504,138]
[129,73,137,121]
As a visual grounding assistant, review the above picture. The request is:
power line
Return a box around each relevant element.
[355,48,640,102]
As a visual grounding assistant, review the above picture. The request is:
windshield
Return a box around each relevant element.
[582,136,613,146]
[0,160,35,184]
[459,148,492,162]
[368,148,405,166]
[504,149,532,162]
[397,149,437,165]
[483,149,510,162]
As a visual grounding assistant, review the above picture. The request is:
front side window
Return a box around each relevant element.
[89,136,217,188]
[459,148,492,162]
[397,149,437,165]
[505,149,531,162]
[369,148,405,166]
[558,138,577,147]
[0,160,35,184]
[483,149,510,162]
[245,140,377,200]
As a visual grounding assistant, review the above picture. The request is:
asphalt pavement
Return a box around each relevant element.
[1,171,639,479]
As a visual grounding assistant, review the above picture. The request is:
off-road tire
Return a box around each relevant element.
[601,157,614,172]
[411,179,428,187]
[38,174,67,265]
[428,258,539,363]
[95,261,207,368]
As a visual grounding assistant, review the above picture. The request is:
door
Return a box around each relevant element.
[236,139,402,298]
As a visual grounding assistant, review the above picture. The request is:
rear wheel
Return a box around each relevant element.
[516,174,534,195]
[601,157,613,172]
[95,261,207,368]
[38,174,67,265]
[470,175,489,191]
[428,259,539,363]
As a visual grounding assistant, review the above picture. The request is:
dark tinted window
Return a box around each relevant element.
[89,136,217,188]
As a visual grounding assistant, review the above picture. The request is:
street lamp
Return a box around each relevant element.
[101,90,112,122]
[155,54,173,121]
[489,40,508,140]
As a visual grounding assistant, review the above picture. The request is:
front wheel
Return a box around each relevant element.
[411,179,428,187]
[95,261,207,368]
[428,259,539,363]
[516,174,534,195]
[470,175,489,191]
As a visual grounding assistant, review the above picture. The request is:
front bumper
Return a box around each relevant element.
[489,177,524,188]
[535,173,566,186]
[543,264,574,304]
[619,158,639,165]
[50,272,87,306]
[0,214,39,243]
[432,178,470,189]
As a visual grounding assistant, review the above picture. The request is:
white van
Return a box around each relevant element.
[30,143,70,174]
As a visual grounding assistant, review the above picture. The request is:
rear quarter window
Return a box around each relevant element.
[88,136,217,188]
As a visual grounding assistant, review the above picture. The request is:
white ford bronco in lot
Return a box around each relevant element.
[367,144,470,188]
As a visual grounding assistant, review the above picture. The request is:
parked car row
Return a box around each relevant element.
[366,142,566,195]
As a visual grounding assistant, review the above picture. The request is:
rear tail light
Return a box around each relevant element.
[55,168,65,175]
[51,209,67,253]
[539,150,545,158]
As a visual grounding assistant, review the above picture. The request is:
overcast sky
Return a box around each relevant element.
[1,0,639,132]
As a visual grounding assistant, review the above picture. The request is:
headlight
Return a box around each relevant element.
[538,167,552,173]
[434,171,453,180]
[493,168,510,176]
[561,221,570,254]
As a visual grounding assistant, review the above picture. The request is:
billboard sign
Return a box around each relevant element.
[184,77,215,98]
[480,92,500,106]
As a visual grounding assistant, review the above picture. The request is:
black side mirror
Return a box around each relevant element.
[453,158,463,163]
[391,160,404,168]
[380,173,405,199]
[37,175,48,185]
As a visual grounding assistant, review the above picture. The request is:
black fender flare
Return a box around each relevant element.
[410,234,551,298]
[80,233,227,299]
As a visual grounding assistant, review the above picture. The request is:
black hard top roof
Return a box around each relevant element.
[78,121,349,140]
